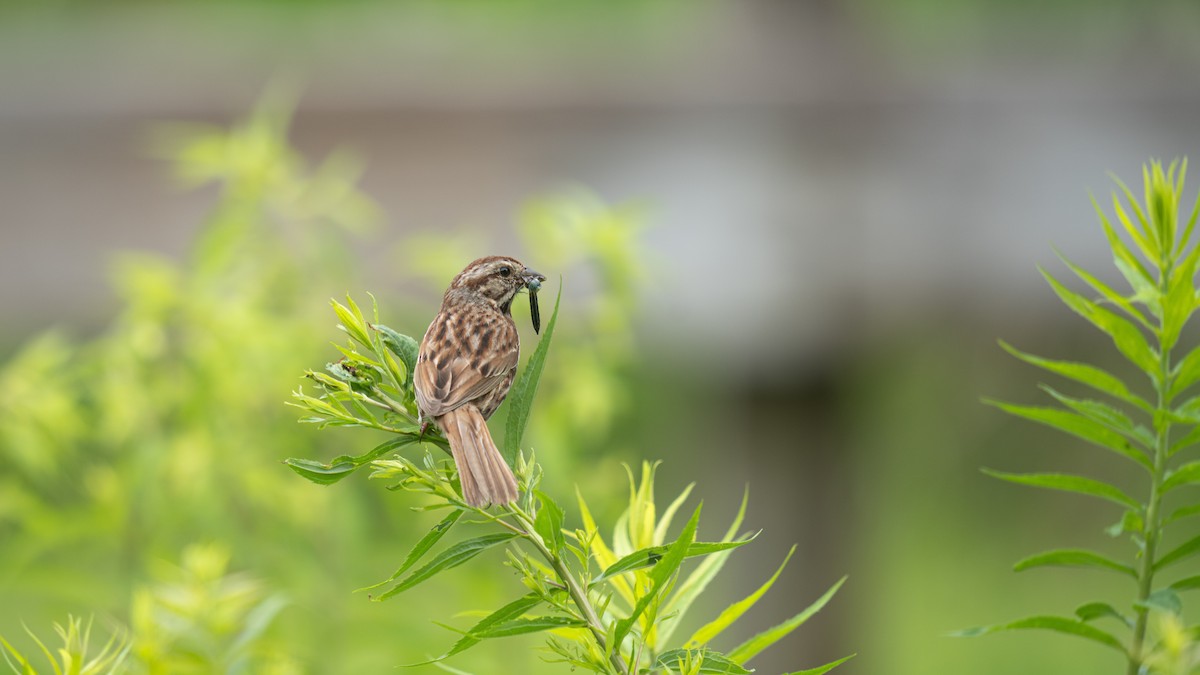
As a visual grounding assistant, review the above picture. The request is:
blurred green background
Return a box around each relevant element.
[3,1,1200,673]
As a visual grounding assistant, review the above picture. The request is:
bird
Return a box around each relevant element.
[414,256,545,507]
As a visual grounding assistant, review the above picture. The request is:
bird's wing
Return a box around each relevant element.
[415,313,519,418]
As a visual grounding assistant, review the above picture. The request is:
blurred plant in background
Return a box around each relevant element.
[963,160,1200,674]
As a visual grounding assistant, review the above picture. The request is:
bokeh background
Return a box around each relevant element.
[4,1,1200,673]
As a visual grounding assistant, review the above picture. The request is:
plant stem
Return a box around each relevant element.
[511,508,631,675]
[1128,260,1176,675]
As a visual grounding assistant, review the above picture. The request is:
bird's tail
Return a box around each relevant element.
[438,405,519,507]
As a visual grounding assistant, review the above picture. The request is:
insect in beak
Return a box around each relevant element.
[524,269,546,334]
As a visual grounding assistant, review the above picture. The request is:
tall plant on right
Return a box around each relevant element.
[963,160,1200,674]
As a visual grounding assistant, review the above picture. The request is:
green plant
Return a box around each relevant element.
[286,293,853,674]
[963,159,1200,674]
[1,616,129,675]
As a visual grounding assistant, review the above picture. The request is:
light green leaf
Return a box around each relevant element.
[1165,503,1200,527]
[999,341,1150,411]
[1013,549,1137,578]
[688,545,796,646]
[653,482,696,547]
[359,510,463,593]
[1057,252,1152,329]
[1168,424,1200,457]
[1042,269,1159,376]
[1170,344,1200,400]
[951,615,1127,653]
[1039,385,1152,448]
[727,576,846,665]
[612,505,701,650]
[373,323,420,386]
[786,654,856,675]
[534,490,566,555]
[985,400,1153,471]
[1154,533,1200,571]
[374,533,517,601]
[1169,575,1200,592]
[332,296,372,349]
[1162,461,1200,492]
[504,284,561,466]
[982,469,1140,509]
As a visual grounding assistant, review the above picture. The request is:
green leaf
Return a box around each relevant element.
[1106,509,1144,537]
[786,654,856,675]
[592,537,757,586]
[374,323,419,385]
[359,510,463,593]
[658,487,751,645]
[653,482,696,547]
[403,593,543,666]
[612,504,701,650]
[1039,385,1152,447]
[728,575,846,664]
[654,649,752,674]
[688,545,796,646]
[534,490,566,555]
[951,615,1127,653]
[374,533,517,601]
[982,469,1140,509]
[1094,196,1155,295]
[284,436,418,485]
[332,296,372,349]
[1165,503,1200,527]
[1074,602,1132,627]
[999,341,1150,411]
[985,400,1153,471]
[1161,261,1197,352]
[1155,533,1200,572]
[1013,548,1137,578]
[472,616,586,638]
[1162,461,1200,492]
[1057,252,1152,329]
[1170,575,1200,592]
[1134,588,1182,615]
[1042,269,1159,376]
[504,284,561,466]
[1171,344,1200,400]
[1168,424,1200,457]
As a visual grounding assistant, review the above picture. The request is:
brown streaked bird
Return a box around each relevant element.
[414,256,545,507]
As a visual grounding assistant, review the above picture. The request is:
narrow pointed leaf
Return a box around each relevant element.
[534,490,566,555]
[1042,270,1158,375]
[688,545,796,646]
[359,510,463,592]
[1057,252,1152,329]
[1074,602,1132,627]
[1162,461,1200,492]
[985,400,1152,471]
[612,505,701,649]
[1155,533,1200,571]
[787,654,856,675]
[504,284,561,466]
[1013,549,1137,578]
[373,323,419,386]
[982,469,1140,509]
[653,483,696,546]
[592,537,756,586]
[1171,344,1200,400]
[285,436,418,485]
[1166,503,1200,527]
[472,616,586,638]
[728,576,846,664]
[403,593,543,666]
[374,533,517,600]
[951,615,1126,653]
[1170,575,1200,592]
[1169,425,1200,457]
[1039,385,1151,447]
[999,341,1150,411]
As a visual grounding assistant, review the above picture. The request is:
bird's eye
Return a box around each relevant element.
[498,266,511,277]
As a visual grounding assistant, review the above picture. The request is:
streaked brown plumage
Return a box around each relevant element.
[414,256,545,507]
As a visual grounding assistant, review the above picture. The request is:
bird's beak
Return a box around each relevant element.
[523,269,546,286]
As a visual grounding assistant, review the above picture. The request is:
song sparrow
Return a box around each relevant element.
[415,256,545,507]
